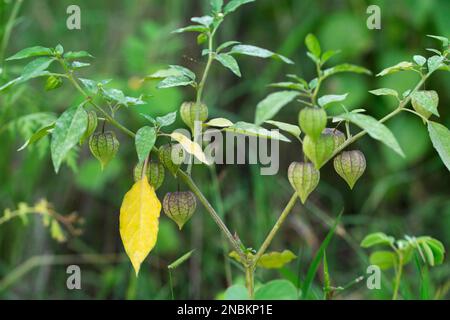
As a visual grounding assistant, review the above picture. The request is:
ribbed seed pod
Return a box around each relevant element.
[133,160,165,190]
[80,110,98,145]
[303,133,334,169]
[333,150,366,189]
[45,75,63,91]
[299,107,327,141]
[322,128,345,151]
[411,90,438,120]
[89,131,119,170]
[163,191,197,230]
[158,144,184,176]
[288,162,320,204]
[180,101,208,130]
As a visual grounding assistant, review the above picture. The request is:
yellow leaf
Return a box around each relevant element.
[205,118,234,128]
[228,250,297,269]
[258,250,297,269]
[170,132,210,165]
[119,177,161,275]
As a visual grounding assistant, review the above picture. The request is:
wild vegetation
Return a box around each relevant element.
[1,0,449,300]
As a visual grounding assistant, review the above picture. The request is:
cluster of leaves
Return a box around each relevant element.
[0,0,297,275]
[255,33,450,203]
[0,199,82,243]
[361,232,445,270]
[1,0,449,298]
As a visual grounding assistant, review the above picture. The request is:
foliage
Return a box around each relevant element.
[0,0,449,300]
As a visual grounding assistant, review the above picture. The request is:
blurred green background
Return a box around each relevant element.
[0,0,449,299]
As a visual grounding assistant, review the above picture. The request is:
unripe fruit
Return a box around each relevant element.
[322,128,345,151]
[411,90,438,120]
[45,75,63,91]
[133,160,165,190]
[180,101,208,130]
[158,143,184,176]
[89,131,119,170]
[163,191,197,230]
[288,162,320,204]
[80,110,98,145]
[333,150,366,189]
[299,107,327,141]
[303,133,334,169]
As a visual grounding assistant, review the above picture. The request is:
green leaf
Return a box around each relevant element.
[255,91,299,125]
[421,237,445,265]
[217,41,240,52]
[323,252,330,298]
[305,34,321,59]
[0,72,50,92]
[168,250,195,269]
[224,122,291,142]
[156,112,177,127]
[6,46,53,61]
[369,88,399,98]
[361,232,395,248]
[71,61,90,69]
[21,57,55,82]
[157,76,194,89]
[265,120,301,138]
[369,251,397,270]
[255,280,298,300]
[224,0,255,14]
[229,44,294,64]
[376,61,415,77]
[215,53,241,77]
[323,63,372,79]
[428,121,450,171]
[63,51,93,60]
[191,16,214,27]
[210,0,223,12]
[169,65,196,80]
[224,285,249,300]
[321,50,340,65]
[336,113,405,157]
[411,91,439,117]
[257,250,297,269]
[172,25,209,34]
[269,82,306,91]
[413,55,427,66]
[51,104,88,173]
[427,35,449,47]
[427,55,445,73]
[145,68,184,80]
[420,242,435,266]
[17,123,55,151]
[205,118,234,127]
[318,93,348,108]
[135,126,156,163]
[55,44,64,55]
[302,214,340,299]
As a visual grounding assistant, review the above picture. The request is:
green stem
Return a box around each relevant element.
[326,73,430,162]
[209,165,233,285]
[59,58,136,138]
[392,255,404,300]
[60,59,246,262]
[310,62,323,106]
[245,265,255,299]
[196,31,215,105]
[177,170,246,262]
[253,193,298,265]
[0,0,23,65]
[187,29,216,176]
